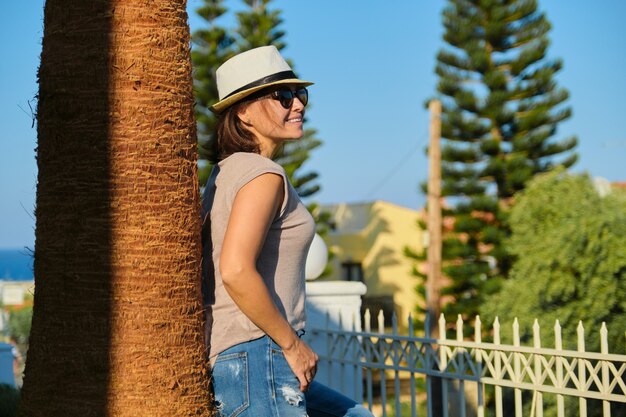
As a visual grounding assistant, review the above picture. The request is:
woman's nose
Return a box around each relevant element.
[292,96,305,110]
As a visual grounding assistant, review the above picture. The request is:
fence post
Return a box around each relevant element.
[426,313,434,417]
[456,315,467,417]
[378,310,388,417]
[364,309,374,413]
[351,311,361,402]
[440,314,449,417]
[475,316,484,417]
[513,318,522,417]
[533,319,544,417]
[555,320,565,417]
[392,313,401,417]
[577,322,588,417]
[408,314,417,417]
[601,323,611,417]
[325,311,332,386]
[338,313,346,393]
[494,317,503,417]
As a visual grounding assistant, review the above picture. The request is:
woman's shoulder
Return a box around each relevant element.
[217,152,286,189]
[219,152,284,175]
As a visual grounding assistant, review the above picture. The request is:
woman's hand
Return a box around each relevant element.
[282,337,319,392]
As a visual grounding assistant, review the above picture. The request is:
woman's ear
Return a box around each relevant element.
[237,107,251,125]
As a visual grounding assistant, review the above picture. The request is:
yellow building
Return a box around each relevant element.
[319,200,425,327]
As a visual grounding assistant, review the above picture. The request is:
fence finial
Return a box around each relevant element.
[533,319,541,348]
[439,313,446,340]
[457,315,464,341]
[494,317,501,344]
[577,321,585,351]
[600,322,608,354]
[475,315,482,343]
[377,309,385,334]
[554,320,562,350]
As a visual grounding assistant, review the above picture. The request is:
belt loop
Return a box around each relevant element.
[295,329,306,338]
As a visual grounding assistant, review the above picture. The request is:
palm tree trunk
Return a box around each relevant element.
[20,1,211,416]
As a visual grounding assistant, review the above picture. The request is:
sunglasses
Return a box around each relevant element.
[269,87,309,109]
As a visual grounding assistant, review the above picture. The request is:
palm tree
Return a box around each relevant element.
[19,1,211,415]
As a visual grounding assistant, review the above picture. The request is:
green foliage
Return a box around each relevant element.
[235,0,285,51]
[385,392,427,417]
[481,171,626,353]
[0,384,20,417]
[8,307,33,345]
[191,0,235,185]
[404,227,427,326]
[481,173,626,417]
[427,0,578,322]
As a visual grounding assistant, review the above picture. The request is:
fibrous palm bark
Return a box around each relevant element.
[20,1,211,416]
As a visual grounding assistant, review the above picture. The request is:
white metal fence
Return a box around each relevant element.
[308,311,626,417]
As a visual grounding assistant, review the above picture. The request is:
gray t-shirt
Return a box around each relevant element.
[201,152,315,358]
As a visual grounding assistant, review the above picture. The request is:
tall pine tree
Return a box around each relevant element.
[433,0,577,321]
[191,0,234,185]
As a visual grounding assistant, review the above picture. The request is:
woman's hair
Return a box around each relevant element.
[204,99,260,164]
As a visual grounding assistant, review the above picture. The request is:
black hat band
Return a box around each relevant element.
[222,70,297,100]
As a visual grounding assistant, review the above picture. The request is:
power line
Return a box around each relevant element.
[363,130,429,200]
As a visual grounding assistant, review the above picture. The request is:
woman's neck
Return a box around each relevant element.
[258,138,279,159]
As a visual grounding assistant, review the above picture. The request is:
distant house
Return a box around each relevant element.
[611,181,626,191]
[318,201,425,327]
[0,249,34,311]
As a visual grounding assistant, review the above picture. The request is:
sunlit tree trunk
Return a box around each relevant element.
[20,1,211,416]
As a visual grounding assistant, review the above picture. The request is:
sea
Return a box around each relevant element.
[0,249,34,281]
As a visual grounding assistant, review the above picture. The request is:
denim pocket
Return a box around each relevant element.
[212,352,250,417]
[270,348,305,408]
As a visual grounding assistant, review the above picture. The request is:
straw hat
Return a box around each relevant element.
[210,45,313,113]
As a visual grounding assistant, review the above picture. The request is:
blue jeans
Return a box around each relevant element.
[211,336,374,417]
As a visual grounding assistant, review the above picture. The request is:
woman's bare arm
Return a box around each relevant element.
[219,172,318,391]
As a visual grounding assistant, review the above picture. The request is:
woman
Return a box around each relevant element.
[202,46,374,417]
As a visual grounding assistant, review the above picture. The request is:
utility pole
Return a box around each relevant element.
[426,99,442,339]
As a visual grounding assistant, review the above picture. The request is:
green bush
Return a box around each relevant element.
[481,171,626,351]
[8,307,32,345]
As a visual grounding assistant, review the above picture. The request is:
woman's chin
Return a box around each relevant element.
[286,129,304,140]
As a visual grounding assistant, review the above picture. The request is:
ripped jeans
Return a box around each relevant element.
[211,336,374,417]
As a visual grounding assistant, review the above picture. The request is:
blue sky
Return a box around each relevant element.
[1,1,625,249]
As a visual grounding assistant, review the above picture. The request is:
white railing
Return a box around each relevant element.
[308,311,626,417]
